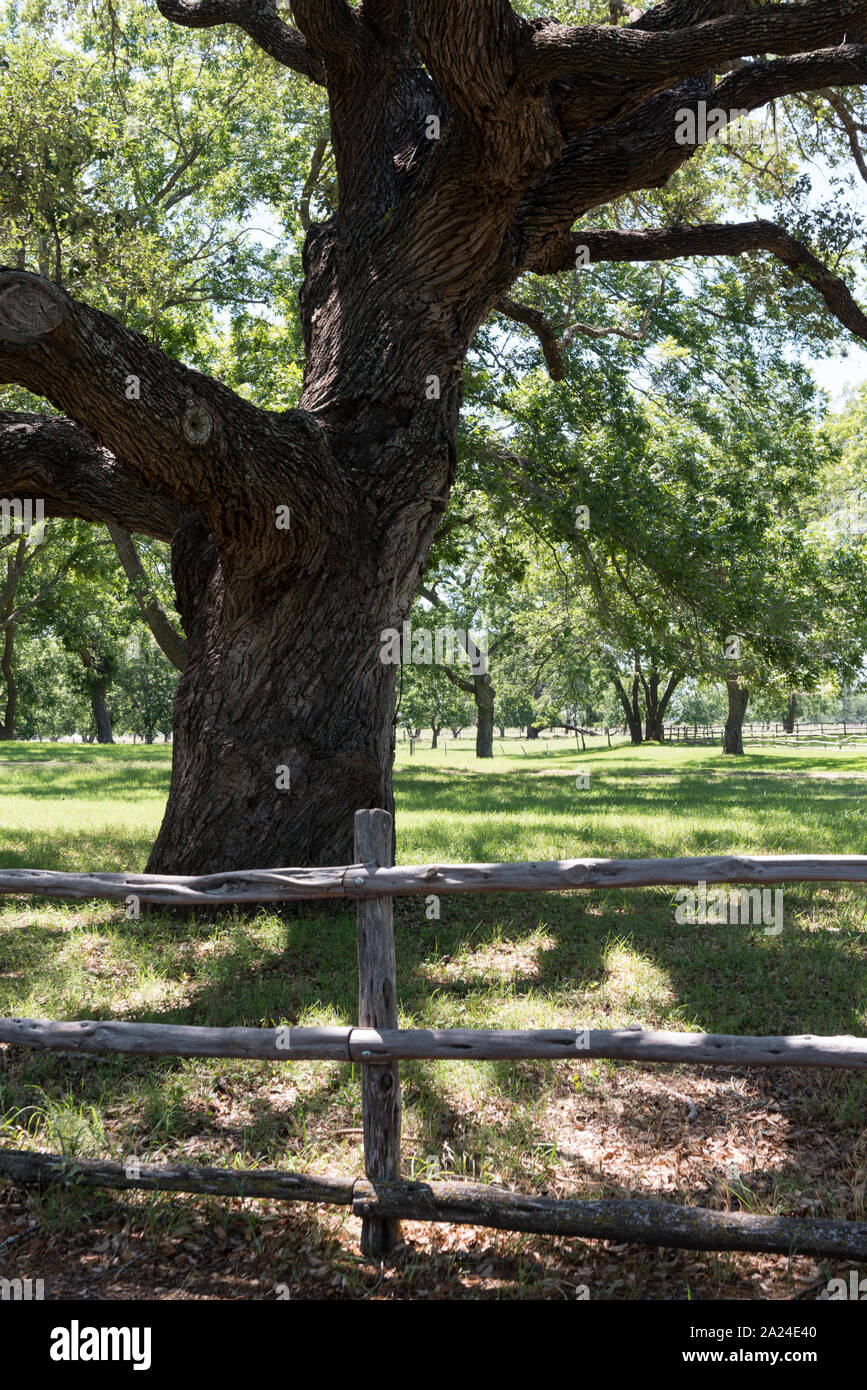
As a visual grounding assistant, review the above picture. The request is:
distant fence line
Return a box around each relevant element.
[665,722,867,747]
[401,723,867,749]
[1,812,867,1262]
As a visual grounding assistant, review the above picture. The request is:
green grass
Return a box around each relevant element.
[1,735,866,1298]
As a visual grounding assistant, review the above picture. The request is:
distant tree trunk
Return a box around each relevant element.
[723,677,749,755]
[431,723,441,748]
[526,723,540,740]
[783,692,797,734]
[613,674,643,745]
[440,651,494,758]
[474,674,494,758]
[0,619,15,739]
[0,537,28,740]
[642,670,661,741]
[498,726,505,739]
[642,670,682,741]
[90,682,114,744]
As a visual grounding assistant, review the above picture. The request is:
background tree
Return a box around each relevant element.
[111,630,178,742]
[398,655,474,747]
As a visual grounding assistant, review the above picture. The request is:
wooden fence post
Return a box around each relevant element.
[354,809,402,1259]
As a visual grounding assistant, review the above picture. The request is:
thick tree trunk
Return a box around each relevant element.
[145,479,450,874]
[90,682,114,744]
[431,724,440,749]
[783,692,797,734]
[474,674,495,759]
[723,677,749,755]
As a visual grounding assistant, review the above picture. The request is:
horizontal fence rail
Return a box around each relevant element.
[3,1018,867,1069]
[4,853,867,906]
[3,810,867,1266]
[0,1151,865,1260]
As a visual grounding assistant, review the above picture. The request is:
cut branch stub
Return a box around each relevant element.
[182,400,214,446]
[0,273,66,344]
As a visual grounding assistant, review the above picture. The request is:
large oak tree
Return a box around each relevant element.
[4,0,867,873]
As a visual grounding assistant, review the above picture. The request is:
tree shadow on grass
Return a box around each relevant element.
[2,750,867,1212]
[2,887,866,1158]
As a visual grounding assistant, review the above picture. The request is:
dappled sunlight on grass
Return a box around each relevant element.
[2,739,867,1299]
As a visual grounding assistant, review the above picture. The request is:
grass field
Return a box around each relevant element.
[1,735,866,1300]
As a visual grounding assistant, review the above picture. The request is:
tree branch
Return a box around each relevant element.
[560,277,666,348]
[411,0,524,120]
[823,89,867,184]
[439,661,475,696]
[513,47,867,276]
[497,298,566,380]
[498,276,666,379]
[714,45,867,115]
[0,564,69,632]
[523,2,867,85]
[299,135,330,231]
[0,414,187,541]
[630,0,753,30]
[538,222,867,343]
[0,273,335,555]
[0,271,259,508]
[107,525,188,671]
[155,0,325,82]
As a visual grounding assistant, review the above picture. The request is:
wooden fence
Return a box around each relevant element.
[665,721,867,748]
[2,811,867,1261]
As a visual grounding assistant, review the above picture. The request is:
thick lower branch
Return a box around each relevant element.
[0,413,187,541]
[0,271,279,513]
[0,275,340,566]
